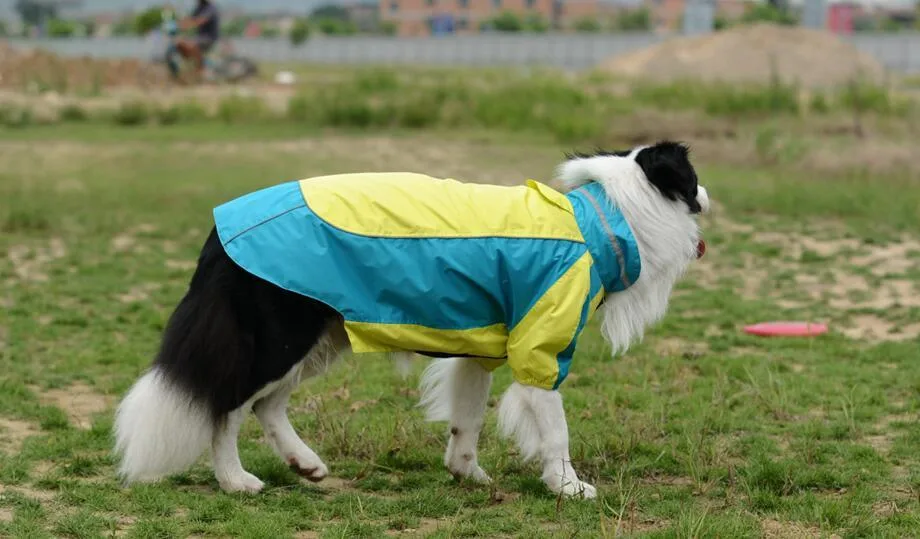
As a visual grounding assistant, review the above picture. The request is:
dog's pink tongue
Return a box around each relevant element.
[697,240,706,259]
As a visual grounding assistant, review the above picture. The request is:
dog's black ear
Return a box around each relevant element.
[634,141,702,214]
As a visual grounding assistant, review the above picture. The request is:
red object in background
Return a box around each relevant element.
[244,21,261,39]
[827,4,855,34]
[744,322,829,337]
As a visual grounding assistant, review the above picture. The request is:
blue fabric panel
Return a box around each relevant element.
[214,181,306,244]
[566,182,642,293]
[215,186,588,331]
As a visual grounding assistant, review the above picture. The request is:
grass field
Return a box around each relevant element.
[1,121,919,538]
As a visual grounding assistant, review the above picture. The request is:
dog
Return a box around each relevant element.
[113,140,710,499]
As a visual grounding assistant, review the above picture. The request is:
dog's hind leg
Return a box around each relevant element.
[212,406,264,493]
[498,382,596,499]
[253,366,328,483]
[253,330,347,483]
[419,358,492,484]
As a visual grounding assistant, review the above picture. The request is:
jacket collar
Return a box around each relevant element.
[565,181,642,294]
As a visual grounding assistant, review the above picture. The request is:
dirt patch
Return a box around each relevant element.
[639,475,695,487]
[386,518,445,536]
[601,23,885,88]
[868,412,914,453]
[1,40,170,92]
[110,223,159,255]
[0,507,12,523]
[761,518,830,538]
[0,417,40,454]
[865,435,893,454]
[7,238,68,284]
[830,278,920,310]
[165,259,196,271]
[873,500,902,518]
[318,476,352,493]
[110,234,137,253]
[36,382,112,429]
[842,316,920,343]
[117,282,163,304]
[0,483,56,502]
[851,239,920,277]
[32,461,55,476]
[653,338,709,358]
[707,230,920,327]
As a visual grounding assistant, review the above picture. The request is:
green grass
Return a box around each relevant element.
[1,124,919,537]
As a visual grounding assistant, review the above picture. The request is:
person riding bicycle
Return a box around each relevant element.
[175,0,220,77]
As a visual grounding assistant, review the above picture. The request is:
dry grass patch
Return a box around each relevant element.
[761,517,832,538]
[0,417,40,454]
[34,382,112,429]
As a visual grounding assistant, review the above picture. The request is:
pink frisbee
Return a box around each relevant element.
[743,321,828,337]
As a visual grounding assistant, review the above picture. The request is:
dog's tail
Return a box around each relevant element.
[114,367,212,484]
[115,228,245,484]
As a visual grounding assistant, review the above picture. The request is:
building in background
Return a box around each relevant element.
[378,0,636,36]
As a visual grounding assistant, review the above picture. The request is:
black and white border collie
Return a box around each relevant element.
[114,141,710,499]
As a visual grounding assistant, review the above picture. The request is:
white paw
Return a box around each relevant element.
[287,453,328,483]
[555,479,596,499]
[218,471,265,493]
[449,463,492,484]
[446,455,492,484]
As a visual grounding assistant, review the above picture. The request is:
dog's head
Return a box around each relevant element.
[555,140,710,355]
[559,141,710,221]
[632,141,710,218]
[557,141,710,262]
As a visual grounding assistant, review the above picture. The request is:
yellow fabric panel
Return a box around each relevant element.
[344,320,508,359]
[588,287,605,322]
[505,252,593,389]
[473,357,508,372]
[297,173,582,242]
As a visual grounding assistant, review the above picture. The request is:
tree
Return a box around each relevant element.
[222,17,249,38]
[289,18,310,47]
[615,7,651,31]
[134,7,163,36]
[15,0,57,26]
[740,3,797,25]
[379,20,397,35]
[489,11,523,32]
[111,17,135,36]
[573,17,601,32]
[46,18,77,37]
[261,26,281,38]
[524,13,549,32]
[310,4,350,22]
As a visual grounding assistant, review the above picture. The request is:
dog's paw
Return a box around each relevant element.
[446,452,492,484]
[556,479,596,500]
[449,463,492,484]
[219,471,265,494]
[288,455,328,483]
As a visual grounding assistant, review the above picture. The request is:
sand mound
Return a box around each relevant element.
[0,40,169,91]
[601,23,887,88]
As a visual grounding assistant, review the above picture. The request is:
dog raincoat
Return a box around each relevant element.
[213,173,641,390]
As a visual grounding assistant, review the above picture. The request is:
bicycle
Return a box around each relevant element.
[138,10,258,89]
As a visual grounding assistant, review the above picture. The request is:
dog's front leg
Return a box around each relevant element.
[419,358,493,484]
[499,382,596,499]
